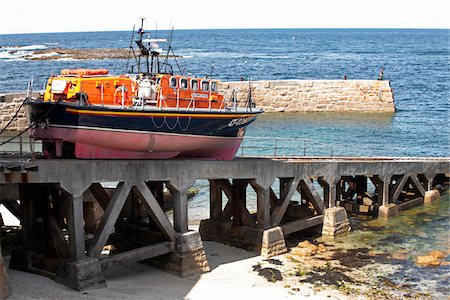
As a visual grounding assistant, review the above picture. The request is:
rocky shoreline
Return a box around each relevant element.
[30,47,130,60]
[0,47,186,61]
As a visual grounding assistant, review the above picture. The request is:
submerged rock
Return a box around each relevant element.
[416,250,447,266]
[291,240,320,257]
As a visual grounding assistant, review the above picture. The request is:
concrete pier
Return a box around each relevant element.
[0,157,448,291]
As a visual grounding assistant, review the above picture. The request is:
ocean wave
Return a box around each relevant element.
[0,50,30,60]
[0,44,47,51]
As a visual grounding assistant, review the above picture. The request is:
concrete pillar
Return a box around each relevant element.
[0,235,11,299]
[425,174,435,191]
[355,175,367,202]
[321,207,351,237]
[378,176,399,218]
[67,194,86,261]
[209,180,222,221]
[59,183,105,290]
[167,181,192,234]
[231,179,248,226]
[320,177,338,208]
[256,186,271,229]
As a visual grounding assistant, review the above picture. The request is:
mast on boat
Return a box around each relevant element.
[130,18,170,75]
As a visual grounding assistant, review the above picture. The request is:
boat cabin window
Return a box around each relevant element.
[191,79,199,91]
[180,78,188,89]
[170,77,178,88]
[211,81,218,92]
[201,81,210,91]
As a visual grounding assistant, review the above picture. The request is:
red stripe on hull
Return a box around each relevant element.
[31,127,242,160]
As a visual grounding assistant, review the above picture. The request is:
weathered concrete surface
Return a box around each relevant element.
[0,244,11,299]
[220,80,395,113]
[321,207,351,237]
[150,231,209,277]
[378,204,399,219]
[260,227,287,257]
[1,158,448,186]
[56,258,106,291]
[424,190,440,204]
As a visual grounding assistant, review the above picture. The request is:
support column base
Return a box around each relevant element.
[321,207,351,237]
[56,258,106,291]
[378,204,399,218]
[424,190,440,204]
[150,231,209,277]
[199,219,287,257]
[9,247,32,272]
[0,246,11,300]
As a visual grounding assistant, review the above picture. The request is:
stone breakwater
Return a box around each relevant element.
[220,80,395,113]
[0,94,28,132]
[0,79,395,131]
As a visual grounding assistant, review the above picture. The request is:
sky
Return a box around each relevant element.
[1,0,449,34]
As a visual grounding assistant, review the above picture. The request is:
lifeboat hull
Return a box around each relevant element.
[26,100,259,160]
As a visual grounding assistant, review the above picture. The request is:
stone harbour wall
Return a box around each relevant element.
[219,80,395,113]
[0,94,28,132]
[0,80,395,132]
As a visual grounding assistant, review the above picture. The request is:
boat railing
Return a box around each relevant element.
[239,136,335,157]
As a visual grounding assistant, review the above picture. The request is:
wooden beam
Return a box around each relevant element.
[134,183,176,241]
[100,242,174,271]
[392,175,409,203]
[281,215,324,235]
[231,179,248,226]
[270,188,278,207]
[299,178,326,214]
[209,180,223,221]
[409,175,426,197]
[270,177,301,226]
[215,179,233,201]
[222,200,232,220]
[88,183,111,210]
[19,184,35,248]
[48,212,69,259]
[249,180,270,229]
[89,182,131,258]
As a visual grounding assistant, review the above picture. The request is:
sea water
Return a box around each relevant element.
[1,29,449,295]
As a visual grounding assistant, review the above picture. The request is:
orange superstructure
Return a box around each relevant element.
[44,69,134,106]
[43,70,225,110]
[156,75,224,109]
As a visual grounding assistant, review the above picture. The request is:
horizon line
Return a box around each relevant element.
[1,26,449,35]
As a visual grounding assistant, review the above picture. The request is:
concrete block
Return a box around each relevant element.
[321,207,351,237]
[151,231,209,277]
[424,190,440,204]
[378,204,399,218]
[260,227,287,258]
[56,258,106,291]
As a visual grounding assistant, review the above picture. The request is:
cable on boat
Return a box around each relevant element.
[0,99,62,147]
[0,97,28,135]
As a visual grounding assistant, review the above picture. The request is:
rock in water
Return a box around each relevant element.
[416,250,447,266]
